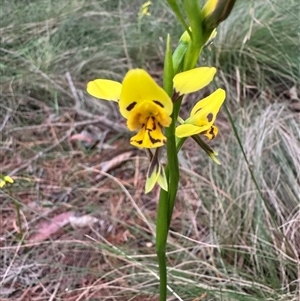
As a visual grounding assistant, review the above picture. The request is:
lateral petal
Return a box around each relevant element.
[176,123,210,138]
[173,67,216,96]
[87,79,122,102]
[191,88,225,116]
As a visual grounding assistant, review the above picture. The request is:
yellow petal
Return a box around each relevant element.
[87,79,122,102]
[0,180,6,188]
[173,67,216,96]
[176,123,211,138]
[191,89,226,116]
[3,175,14,184]
[191,89,225,127]
[119,69,172,119]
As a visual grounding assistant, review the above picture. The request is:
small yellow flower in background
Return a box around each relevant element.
[176,88,226,139]
[138,1,152,18]
[0,175,14,188]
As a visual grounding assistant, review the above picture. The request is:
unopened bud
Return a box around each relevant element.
[179,29,191,44]
[172,29,191,74]
[202,0,237,29]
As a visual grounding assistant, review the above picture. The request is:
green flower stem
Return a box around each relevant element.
[156,17,207,296]
[156,187,169,301]
[166,99,181,227]
[182,0,203,70]
[166,0,191,35]
[156,103,180,301]
[155,33,178,301]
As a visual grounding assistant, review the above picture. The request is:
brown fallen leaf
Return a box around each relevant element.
[29,211,75,243]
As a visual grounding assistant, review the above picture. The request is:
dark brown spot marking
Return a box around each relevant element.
[126,101,137,111]
[207,113,213,122]
[153,100,164,108]
[209,127,215,139]
[150,117,156,130]
[148,131,162,145]
[135,140,143,145]
[194,107,203,115]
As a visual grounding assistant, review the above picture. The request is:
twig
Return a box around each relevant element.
[65,71,81,109]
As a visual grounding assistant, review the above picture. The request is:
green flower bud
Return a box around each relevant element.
[202,0,237,30]
[172,30,191,74]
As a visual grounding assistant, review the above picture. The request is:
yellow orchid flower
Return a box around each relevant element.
[176,88,226,139]
[87,69,173,148]
[87,67,217,148]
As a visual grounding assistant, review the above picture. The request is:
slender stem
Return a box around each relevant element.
[155,33,179,300]
[156,188,169,301]
[223,104,265,203]
[166,100,181,227]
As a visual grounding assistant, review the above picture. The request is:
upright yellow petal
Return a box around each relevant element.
[87,79,122,102]
[119,69,172,119]
[173,67,216,96]
[191,88,225,119]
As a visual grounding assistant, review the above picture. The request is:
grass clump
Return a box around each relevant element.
[208,0,299,105]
